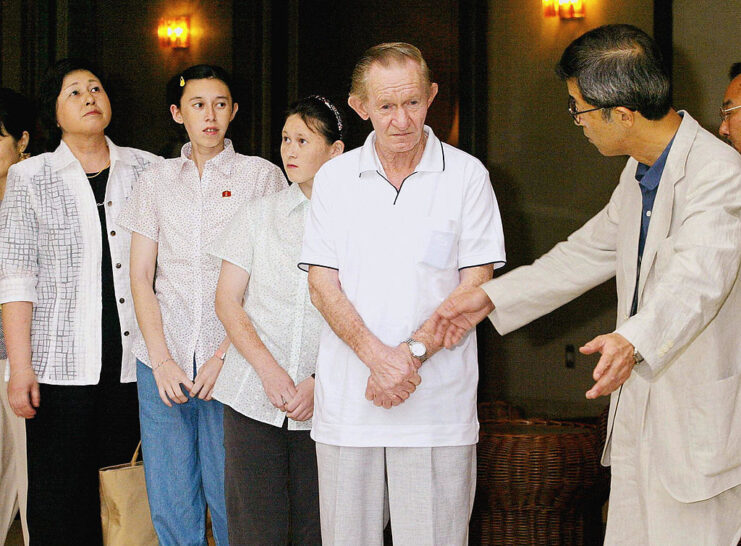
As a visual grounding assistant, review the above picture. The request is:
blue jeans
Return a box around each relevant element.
[137,359,228,546]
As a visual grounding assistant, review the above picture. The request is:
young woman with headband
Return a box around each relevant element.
[211,95,345,544]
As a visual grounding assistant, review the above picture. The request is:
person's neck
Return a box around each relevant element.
[375,131,427,189]
[63,133,110,173]
[628,109,682,166]
[190,140,225,178]
[299,179,313,200]
[0,175,7,201]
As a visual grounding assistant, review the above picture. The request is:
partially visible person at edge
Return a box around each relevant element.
[118,64,287,546]
[0,59,160,545]
[433,24,741,545]
[720,62,741,153]
[299,43,506,545]
[0,87,35,546]
[211,95,345,545]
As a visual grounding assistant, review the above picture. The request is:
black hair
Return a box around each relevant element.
[0,88,35,145]
[730,63,741,81]
[39,58,106,147]
[556,24,671,121]
[166,64,235,108]
[285,95,346,144]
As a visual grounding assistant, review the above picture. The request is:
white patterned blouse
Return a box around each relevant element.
[210,183,323,430]
[117,140,287,378]
[0,138,160,384]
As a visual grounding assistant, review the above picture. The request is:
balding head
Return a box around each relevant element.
[350,42,432,102]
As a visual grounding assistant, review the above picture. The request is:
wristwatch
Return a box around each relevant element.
[404,338,428,363]
[633,348,644,366]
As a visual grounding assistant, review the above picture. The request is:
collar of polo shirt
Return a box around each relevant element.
[357,126,446,179]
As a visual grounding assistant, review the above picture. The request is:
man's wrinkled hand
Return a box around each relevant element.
[432,286,494,349]
[365,372,421,409]
[581,333,636,399]
[368,343,417,390]
[364,343,423,408]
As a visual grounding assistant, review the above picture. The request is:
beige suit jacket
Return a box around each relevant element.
[482,112,741,502]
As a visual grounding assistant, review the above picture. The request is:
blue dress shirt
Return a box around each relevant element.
[630,135,676,315]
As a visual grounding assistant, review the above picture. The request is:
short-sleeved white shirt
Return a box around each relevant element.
[210,184,323,430]
[117,140,287,378]
[299,127,506,447]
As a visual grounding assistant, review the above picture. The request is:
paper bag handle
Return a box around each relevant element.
[130,440,143,467]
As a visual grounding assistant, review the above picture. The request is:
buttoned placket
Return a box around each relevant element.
[285,203,310,430]
[191,160,206,375]
[103,161,133,367]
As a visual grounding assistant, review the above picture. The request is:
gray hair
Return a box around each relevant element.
[350,42,432,101]
[556,24,671,121]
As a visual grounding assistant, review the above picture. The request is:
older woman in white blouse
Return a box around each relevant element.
[0,58,159,544]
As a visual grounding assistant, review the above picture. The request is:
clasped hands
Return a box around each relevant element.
[152,354,224,407]
[364,343,422,409]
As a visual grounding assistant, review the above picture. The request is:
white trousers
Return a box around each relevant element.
[315,443,476,546]
[0,359,29,545]
[605,383,741,545]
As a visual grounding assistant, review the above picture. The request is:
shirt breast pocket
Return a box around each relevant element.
[420,219,459,270]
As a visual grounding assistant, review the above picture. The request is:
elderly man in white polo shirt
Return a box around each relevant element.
[299,42,505,545]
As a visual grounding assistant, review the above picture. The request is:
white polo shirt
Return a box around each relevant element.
[299,126,505,447]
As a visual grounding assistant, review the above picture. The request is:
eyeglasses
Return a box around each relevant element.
[568,96,612,125]
[720,104,741,122]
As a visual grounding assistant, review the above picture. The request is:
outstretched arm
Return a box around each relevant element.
[432,284,495,350]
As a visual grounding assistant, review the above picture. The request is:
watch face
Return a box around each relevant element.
[409,341,426,357]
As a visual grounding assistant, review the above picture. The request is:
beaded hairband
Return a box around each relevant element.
[309,94,343,133]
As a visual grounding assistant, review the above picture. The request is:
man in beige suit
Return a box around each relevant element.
[720,62,741,153]
[434,24,741,545]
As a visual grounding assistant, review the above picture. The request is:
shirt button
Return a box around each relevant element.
[646,210,651,217]
[110,230,116,236]
[107,201,113,207]
[123,331,130,336]
[115,263,121,268]
[119,298,125,303]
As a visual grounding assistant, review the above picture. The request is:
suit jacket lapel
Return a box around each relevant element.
[634,113,695,308]
[621,170,642,317]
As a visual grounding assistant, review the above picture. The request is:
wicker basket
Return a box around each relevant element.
[477,400,524,421]
[471,418,609,545]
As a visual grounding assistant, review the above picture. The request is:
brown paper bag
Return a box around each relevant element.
[99,441,158,545]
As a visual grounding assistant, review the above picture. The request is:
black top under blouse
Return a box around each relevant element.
[88,168,123,384]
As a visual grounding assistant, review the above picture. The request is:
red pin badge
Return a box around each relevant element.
[222,190,231,197]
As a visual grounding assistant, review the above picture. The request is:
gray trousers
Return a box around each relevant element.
[315,443,476,546]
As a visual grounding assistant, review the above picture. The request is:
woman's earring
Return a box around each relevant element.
[19,152,30,161]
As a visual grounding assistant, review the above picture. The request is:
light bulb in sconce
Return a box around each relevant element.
[543,0,558,17]
[157,17,190,49]
[558,0,585,19]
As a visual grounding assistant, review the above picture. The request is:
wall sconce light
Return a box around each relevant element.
[543,0,558,17]
[158,16,190,48]
[558,0,585,19]
[543,0,585,19]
